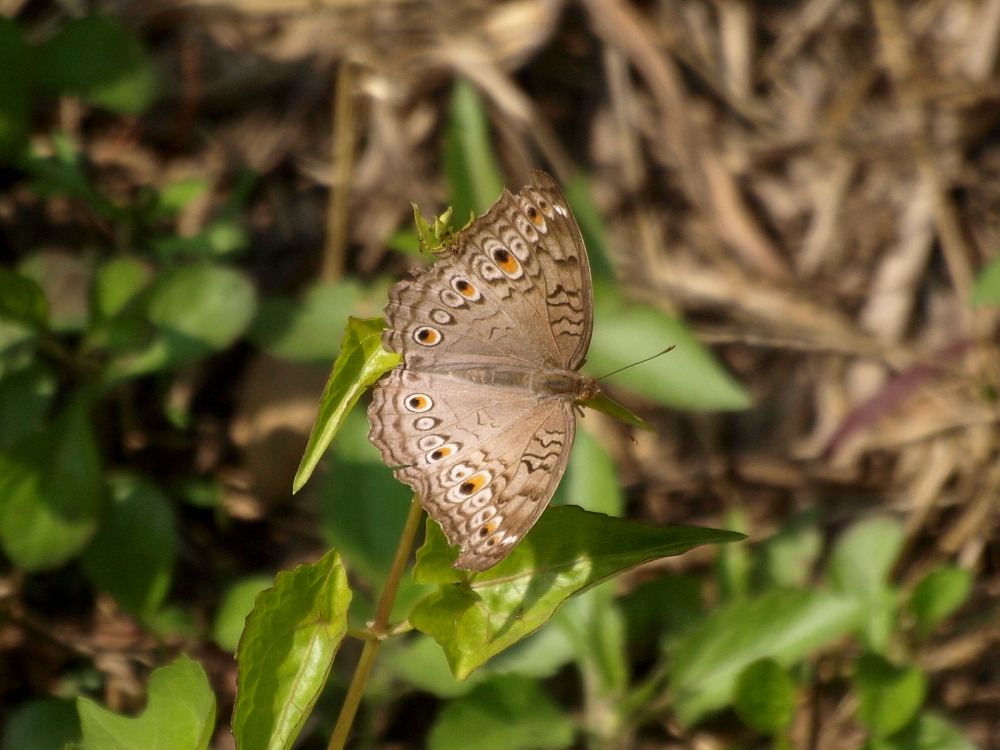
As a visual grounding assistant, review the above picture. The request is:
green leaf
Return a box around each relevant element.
[0,269,47,330]
[146,262,256,350]
[621,573,704,646]
[443,79,505,220]
[85,314,157,356]
[410,507,741,679]
[829,517,905,597]
[35,14,156,114]
[583,390,652,431]
[155,177,211,217]
[294,317,398,492]
[109,262,257,377]
[0,318,38,362]
[590,283,751,411]
[861,711,979,750]
[669,588,863,724]
[80,474,177,620]
[970,253,1000,306]
[212,575,275,652]
[555,582,628,699]
[0,360,57,450]
[150,217,248,260]
[383,616,575,699]
[92,257,152,319]
[561,172,617,282]
[318,406,415,590]
[552,427,623,517]
[854,653,927,737]
[714,507,750,601]
[757,510,824,589]
[381,634,481,699]
[18,252,89,333]
[827,517,905,652]
[428,674,575,750]
[0,18,31,163]
[77,655,215,750]
[250,279,387,362]
[906,565,973,639]
[0,390,104,571]
[22,135,123,221]
[232,549,351,750]
[1,697,81,750]
[733,658,797,734]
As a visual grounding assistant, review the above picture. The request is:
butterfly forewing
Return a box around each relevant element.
[368,171,595,571]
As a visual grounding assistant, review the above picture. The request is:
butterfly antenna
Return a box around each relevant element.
[595,346,675,382]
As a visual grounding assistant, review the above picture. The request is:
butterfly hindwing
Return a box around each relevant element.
[369,368,575,570]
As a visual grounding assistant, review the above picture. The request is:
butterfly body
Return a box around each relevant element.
[414,365,597,401]
[368,172,594,571]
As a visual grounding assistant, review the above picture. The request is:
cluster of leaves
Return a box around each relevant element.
[1,11,994,750]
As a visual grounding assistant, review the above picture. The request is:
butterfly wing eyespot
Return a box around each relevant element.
[404,394,433,412]
[427,443,459,463]
[452,277,481,300]
[459,472,490,495]
[413,326,442,346]
[492,248,521,276]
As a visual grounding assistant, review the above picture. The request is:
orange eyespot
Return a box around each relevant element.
[479,521,496,537]
[526,205,543,225]
[455,279,477,297]
[406,394,431,412]
[492,248,520,274]
[429,445,453,461]
[414,326,441,345]
[459,473,489,495]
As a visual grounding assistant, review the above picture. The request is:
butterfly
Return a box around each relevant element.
[368,172,597,571]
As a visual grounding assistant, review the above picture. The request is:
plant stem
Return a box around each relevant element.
[326,495,424,750]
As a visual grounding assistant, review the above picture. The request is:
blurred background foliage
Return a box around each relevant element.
[0,1,998,748]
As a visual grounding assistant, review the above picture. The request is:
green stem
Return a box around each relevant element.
[326,495,424,750]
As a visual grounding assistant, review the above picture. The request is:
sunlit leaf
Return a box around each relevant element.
[411,507,741,679]
[294,317,397,492]
[854,653,926,737]
[108,262,257,377]
[77,656,214,750]
[213,575,275,653]
[907,566,973,639]
[92,257,152,319]
[733,658,797,734]
[589,283,751,411]
[232,549,351,750]
[828,517,905,652]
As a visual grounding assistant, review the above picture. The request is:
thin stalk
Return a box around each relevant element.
[326,496,424,750]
